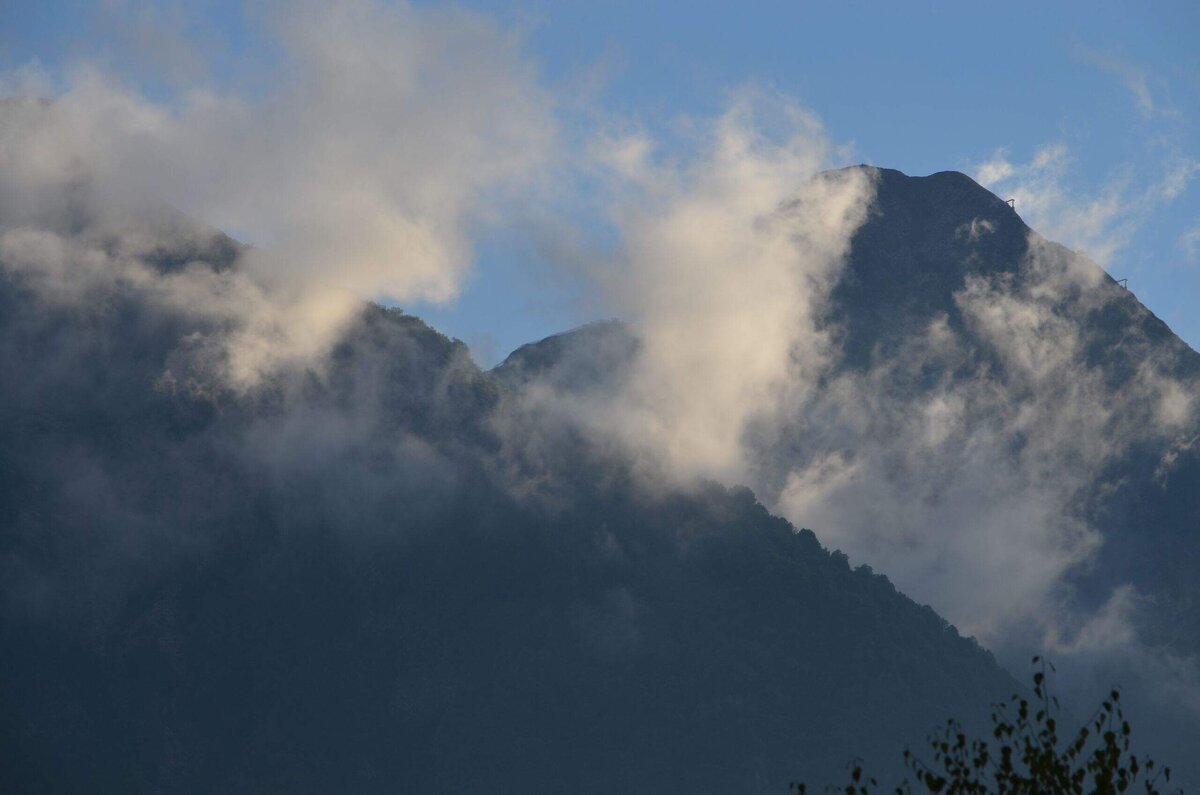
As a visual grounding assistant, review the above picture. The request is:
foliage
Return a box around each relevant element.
[792,658,1179,795]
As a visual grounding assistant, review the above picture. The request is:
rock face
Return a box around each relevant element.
[0,208,1018,792]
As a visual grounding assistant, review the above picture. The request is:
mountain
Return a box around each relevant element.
[7,164,1196,791]
[0,218,1017,791]
[831,168,1200,646]
[499,166,1200,648]
[498,166,1200,784]
[493,319,639,396]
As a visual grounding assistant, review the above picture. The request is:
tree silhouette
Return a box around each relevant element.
[792,658,1179,794]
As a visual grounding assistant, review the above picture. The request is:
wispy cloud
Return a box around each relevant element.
[544,90,875,484]
[974,144,1199,268]
[1183,224,1200,264]
[1075,45,1180,119]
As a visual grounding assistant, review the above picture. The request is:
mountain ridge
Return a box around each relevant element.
[0,210,1019,791]
[4,163,1198,791]
[492,164,1200,784]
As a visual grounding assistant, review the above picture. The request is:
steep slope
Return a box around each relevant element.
[829,168,1194,371]
[825,168,1200,650]
[0,217,1016,791]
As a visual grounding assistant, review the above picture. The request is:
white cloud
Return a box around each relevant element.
[578,91,875,484]
[0,0,555,386]
[975,153,1014,185]
[973,144,1198,268]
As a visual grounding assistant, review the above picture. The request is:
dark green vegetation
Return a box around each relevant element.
[793,661,1178,795]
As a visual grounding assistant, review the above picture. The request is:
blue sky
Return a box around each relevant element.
[2,1,1197,365]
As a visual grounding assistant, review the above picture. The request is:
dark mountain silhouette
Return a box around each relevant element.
[0,220,1016,791]
[7,164,1198,791]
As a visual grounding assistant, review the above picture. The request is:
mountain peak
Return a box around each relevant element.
[492,319,638,394]
[827,166,1040,367]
